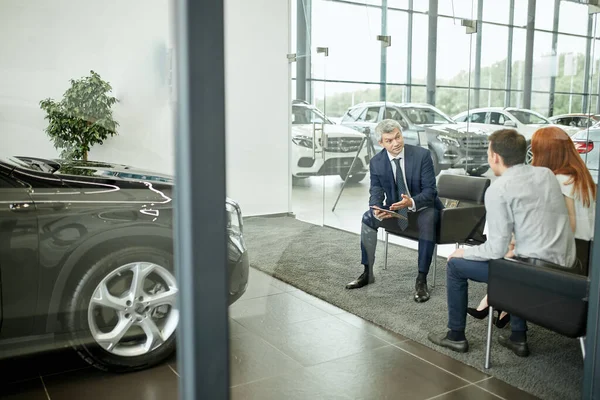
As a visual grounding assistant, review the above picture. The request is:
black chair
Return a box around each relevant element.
[383,174,491,287]
[484,253,591,369]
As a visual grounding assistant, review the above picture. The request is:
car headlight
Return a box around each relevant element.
[226,200,243,236]
[438,135,460,147]
[292,135,314,148]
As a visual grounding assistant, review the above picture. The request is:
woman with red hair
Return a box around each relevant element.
[467,126,596,326]
[531,126,596,241]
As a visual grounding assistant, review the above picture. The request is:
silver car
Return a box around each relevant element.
[340,102,490,176]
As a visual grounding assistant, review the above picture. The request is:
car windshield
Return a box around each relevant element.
[292,106,332,125]
[508,110,550,125]
[400,107,453,125]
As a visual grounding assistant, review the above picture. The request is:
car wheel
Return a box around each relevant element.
[525,142,533,165]
[339,172,366,183]
[65,247,178,372]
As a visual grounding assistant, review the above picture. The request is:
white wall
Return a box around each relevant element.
[224,0,291,216]
[0,0,175,174]
[0,0,291,216]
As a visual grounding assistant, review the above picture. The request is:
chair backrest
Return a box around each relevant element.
[575,238,593,276]
[437,174,490,204]
[488,258,589,338]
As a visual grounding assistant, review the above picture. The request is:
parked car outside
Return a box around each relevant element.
[292,100,369,183]
[453,107,579,163]
[0,156,249,372]
[339,102,490,176]
[549,113,600,131]
[571,129,600,183]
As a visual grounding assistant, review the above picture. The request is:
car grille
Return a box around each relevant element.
[461,136,488,150]
[320,137,363,153]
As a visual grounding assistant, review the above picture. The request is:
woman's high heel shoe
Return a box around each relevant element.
[467,306,489,319]
[494,311,510,328]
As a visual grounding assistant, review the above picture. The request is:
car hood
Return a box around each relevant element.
[292,124,364,139]
[423,123,489,137]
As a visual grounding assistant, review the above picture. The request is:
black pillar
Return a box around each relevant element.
[174,0,229,399]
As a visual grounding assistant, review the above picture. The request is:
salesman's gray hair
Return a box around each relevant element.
[375,119,402,141]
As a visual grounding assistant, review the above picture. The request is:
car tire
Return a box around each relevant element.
[430,150,441,176]
[525,141,533,165]
[65,246,178,372]
[339,172,367,183]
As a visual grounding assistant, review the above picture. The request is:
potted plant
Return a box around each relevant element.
[40,70,119,161]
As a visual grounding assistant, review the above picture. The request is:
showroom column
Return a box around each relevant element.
[582,14,594,113]
[426,0,438,105]
[523,0,536,109]
[174,0,229,399]
[473,0,483,108]
[296,0,311,102]
[548,0,560,116]
[504,0,515,107]
[406,0,414,102]
[380,0,388,101]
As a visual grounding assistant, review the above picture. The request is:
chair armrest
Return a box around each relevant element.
[437,204,486,244]
[488,258,588,338]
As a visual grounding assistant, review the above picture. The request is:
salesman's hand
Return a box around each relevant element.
[447,248,465,261]
[390,194,412,210]
[373,208,393,220]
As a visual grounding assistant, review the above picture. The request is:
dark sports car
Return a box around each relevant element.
[0,156,249,372]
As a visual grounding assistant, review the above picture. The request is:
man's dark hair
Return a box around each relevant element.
[488,129,527,167]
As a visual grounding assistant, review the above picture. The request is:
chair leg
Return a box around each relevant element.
[580,336,586,359]
[485,306,494,369]
[431,244,437,288]
[384,231,389,270]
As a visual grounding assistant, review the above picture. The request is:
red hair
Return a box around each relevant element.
[531,126,596,207]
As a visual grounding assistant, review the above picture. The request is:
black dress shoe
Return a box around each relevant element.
[498,334,530,357]
[345,272,374,289]
[494,312,511,329]
[414,280,430,303]
[428,332,469,353]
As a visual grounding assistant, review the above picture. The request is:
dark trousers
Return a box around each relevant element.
[446,258,527,332]
[360,207,439,277]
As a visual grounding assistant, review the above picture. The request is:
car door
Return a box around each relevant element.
[0,163,39,339]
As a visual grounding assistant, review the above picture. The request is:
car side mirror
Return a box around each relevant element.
[503,120,517,127]
[399,119,409,130]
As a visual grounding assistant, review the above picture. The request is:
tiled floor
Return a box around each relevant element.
[0,267,538,400]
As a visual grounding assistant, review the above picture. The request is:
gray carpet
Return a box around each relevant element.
[243,215,584,400]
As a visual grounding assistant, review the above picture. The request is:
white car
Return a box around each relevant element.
[291,101,369,183]
[453,107,579,163]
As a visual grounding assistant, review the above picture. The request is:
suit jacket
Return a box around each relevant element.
[369,145,444,211]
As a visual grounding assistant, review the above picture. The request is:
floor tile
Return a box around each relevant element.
[229,331,303,387]
[36,348,90,377]
[430,384,502,399]
[289,290,347,315]
[248,268,299,292]
[476,378,541,400]
[335,311,409,344]
[232,345,467,400]
[0,378,48,400]
[258,315,389,367]
[395,340,489,383]
[43,364,178,400]
[229,318,249,338]
[229,293,330,338]
[239,269,284,300]
[0,356,42,385]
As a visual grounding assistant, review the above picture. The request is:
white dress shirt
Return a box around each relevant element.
[387,149,416,212]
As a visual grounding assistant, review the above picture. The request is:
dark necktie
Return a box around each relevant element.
[392,158,409,230]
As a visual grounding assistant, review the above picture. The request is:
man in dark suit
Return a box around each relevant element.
[346,119,443,302]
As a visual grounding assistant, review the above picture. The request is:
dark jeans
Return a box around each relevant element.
[360,207,439,277]
[446,258,527,332]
